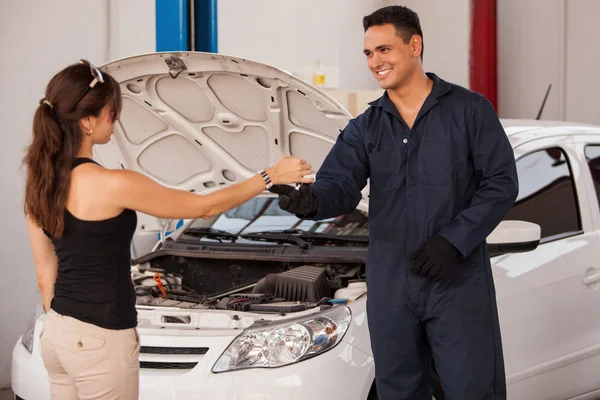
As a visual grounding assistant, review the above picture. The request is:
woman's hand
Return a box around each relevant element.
[267,156,314,185]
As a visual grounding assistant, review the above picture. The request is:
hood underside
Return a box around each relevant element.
[94,52,368,237]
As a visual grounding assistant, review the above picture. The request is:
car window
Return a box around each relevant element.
[584,145,600,211]
[503,146,581,241]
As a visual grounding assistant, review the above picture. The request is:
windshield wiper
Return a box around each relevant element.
[240,232,310,249]
[183,227,239,242]
[245,229,304,235]
[296,231,368,243]
[241,229,368,246]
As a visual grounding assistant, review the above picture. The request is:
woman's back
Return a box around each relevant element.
[50,158,137,329]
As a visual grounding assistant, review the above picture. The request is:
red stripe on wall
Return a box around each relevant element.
[470,0,497,111]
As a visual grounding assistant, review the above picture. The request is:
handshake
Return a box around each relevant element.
[268,184,319,218]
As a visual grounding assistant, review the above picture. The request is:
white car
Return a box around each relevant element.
[11,53,600,400]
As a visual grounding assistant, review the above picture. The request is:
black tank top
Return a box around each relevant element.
[49,158,138,329]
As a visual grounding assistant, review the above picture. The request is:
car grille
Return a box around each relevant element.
[140,361,199,370]
[139,346,208,371]
[141,346,208,355]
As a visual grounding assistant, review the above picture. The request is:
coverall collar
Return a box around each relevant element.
[368,72,452,125]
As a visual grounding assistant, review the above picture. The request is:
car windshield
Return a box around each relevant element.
[185,196,369,238]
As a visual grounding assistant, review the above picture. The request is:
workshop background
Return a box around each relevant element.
[0,0,599,390]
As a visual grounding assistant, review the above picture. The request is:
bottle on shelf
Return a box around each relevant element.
[312,60,326,87]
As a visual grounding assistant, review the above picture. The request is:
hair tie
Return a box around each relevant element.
[40,98,54,109]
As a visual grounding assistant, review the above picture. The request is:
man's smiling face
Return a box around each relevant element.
[363,23,422,90]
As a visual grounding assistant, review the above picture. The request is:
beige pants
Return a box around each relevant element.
[40,309,140,400]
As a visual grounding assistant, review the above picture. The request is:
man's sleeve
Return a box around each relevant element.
[439,95,519,258]
[310,120,370,220]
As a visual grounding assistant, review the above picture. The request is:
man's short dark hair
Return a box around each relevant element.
[363,5,424,61]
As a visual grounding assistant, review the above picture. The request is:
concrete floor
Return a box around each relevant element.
[0,388,13,400]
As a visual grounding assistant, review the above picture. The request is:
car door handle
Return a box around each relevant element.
[582,273,600,285]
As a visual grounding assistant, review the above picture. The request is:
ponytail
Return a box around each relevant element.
[23,61,121,237]
[24,99,80,237]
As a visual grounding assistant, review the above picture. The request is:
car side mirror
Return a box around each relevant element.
[486,220,541,257]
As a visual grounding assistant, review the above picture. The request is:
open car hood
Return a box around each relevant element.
[94,52,368,250]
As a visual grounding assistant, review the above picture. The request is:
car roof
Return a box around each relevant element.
[500,118,600,137]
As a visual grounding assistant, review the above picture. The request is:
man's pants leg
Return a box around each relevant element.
[368,290,434,400]
[425,263,507,400]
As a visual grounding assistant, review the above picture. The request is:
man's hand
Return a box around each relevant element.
[409,234,460,281]
[269,184,318,218]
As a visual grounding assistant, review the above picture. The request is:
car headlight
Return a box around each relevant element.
[212,305,351,372]
[21,303,46,353]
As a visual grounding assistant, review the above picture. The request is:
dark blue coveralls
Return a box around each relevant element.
[309,73,519,399]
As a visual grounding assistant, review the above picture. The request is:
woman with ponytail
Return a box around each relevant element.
[23,60,313,399]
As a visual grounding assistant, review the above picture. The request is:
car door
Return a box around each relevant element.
[491,134,600,400]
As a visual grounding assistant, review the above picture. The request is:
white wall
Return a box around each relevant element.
[498,0,566,120]
[390,0,471,89]
[564,0,600,125]
[498,0,600,123]
[219,0,471,91]
[218,0,388,90]
[0,0,155,388]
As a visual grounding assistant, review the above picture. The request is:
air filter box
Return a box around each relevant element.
[275,265,330,302]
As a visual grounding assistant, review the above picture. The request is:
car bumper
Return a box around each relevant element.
[12,337,374,400]
[12,336,50,400]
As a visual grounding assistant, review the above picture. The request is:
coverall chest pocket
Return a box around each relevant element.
[368,150,402,191]
[419,142,455,186]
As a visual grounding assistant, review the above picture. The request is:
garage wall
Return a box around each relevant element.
[564,0,600,125]
[0,0,155,388]
[498,0,566,120]
[389,0,471,89]
[498,0,600,123]
[219,0,471,91]
[218,0,388,90]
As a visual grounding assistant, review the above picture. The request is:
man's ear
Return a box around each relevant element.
[410,34,423,58]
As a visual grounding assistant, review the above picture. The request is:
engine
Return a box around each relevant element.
[131,260,367,314]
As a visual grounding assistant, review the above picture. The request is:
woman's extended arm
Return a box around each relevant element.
[110,156,313,220]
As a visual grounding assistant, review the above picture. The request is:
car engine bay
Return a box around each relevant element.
[132,255,367,314]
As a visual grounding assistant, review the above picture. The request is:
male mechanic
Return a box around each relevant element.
[270,5,519,400]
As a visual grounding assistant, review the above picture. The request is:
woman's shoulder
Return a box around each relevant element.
[67,161,129,219]
[72,160,126,178]
[70,160,135,194]
[88,167,157,198]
